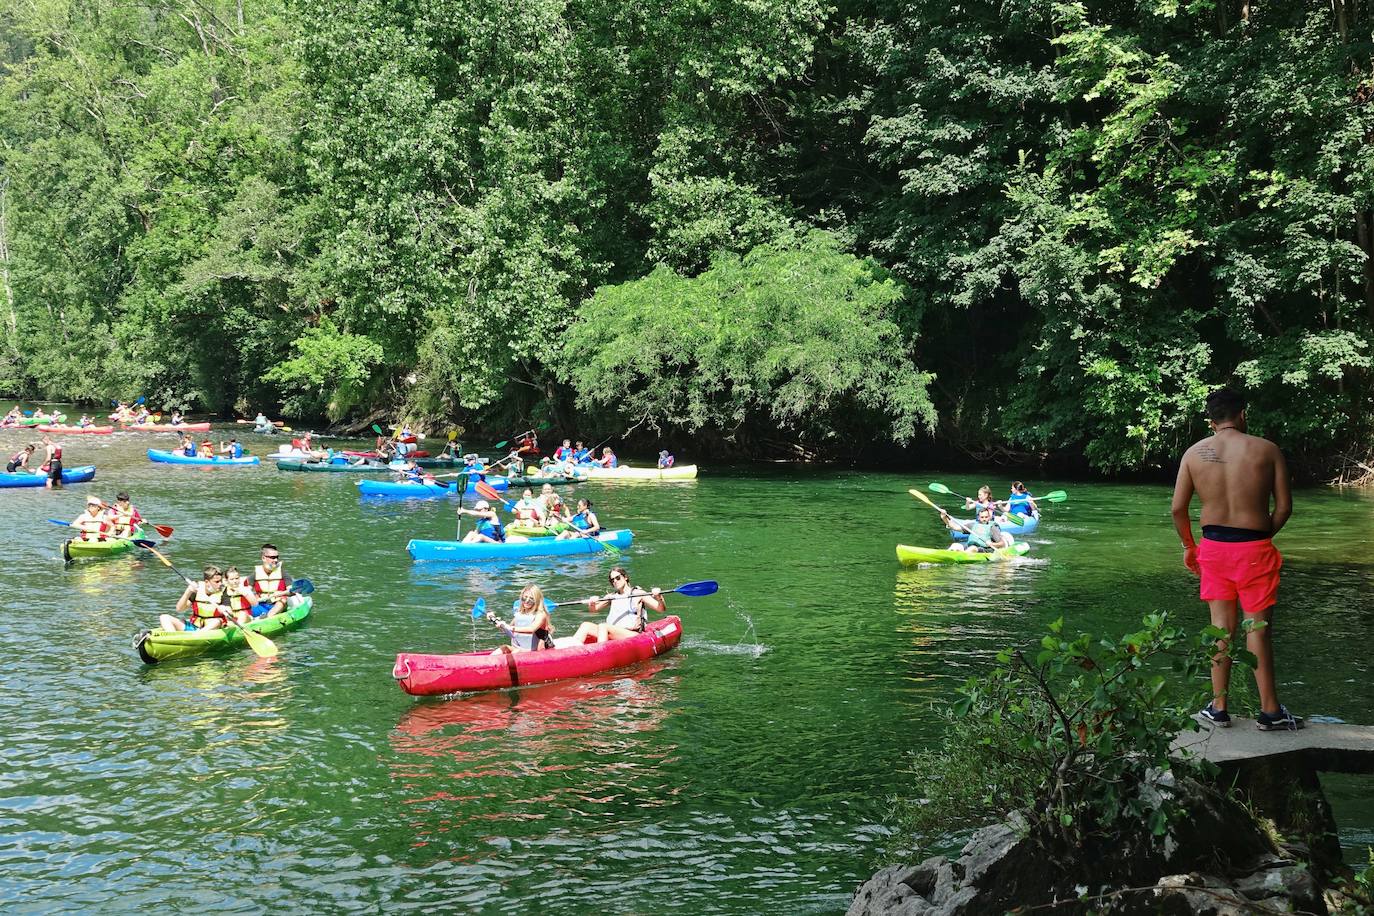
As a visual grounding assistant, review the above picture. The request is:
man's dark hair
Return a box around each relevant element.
[261,543,278,553]
[1205,387,1246,423]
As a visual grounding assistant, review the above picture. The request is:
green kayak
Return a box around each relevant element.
[63,531,142,562]
[506,522,570,537]
[896,542,1030,565]
[134,596,313,664]
[277,459,393,473]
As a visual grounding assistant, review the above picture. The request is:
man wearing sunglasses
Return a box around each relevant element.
[250,543,291,618]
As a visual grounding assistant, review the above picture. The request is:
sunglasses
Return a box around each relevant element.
[609,574,625,583]
[521,596,538,605]
[262,554,280,561]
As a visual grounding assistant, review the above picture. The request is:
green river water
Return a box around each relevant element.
[2,424,1373,913]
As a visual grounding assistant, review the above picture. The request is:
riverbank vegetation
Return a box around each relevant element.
[2,1,1372,473]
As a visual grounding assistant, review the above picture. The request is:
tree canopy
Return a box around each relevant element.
[1,0,1371,472]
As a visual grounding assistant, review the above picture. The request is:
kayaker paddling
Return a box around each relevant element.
[1172,387,1300,731]
[570,567,667,644]
[940,505,1010,553]
[71,495,111,541]
[1004,482,1038,519]
[161,565,231,632]
[458,500,506,543]
[485,584,555,654]
[556,498,601,540]
[105,492,143,538]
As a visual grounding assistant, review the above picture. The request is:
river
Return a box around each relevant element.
[2,423,1372,912]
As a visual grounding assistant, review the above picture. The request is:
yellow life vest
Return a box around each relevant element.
[190,585,228,625]
[253,564,286,597]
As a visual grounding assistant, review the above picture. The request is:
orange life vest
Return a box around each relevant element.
[252,564,287,597]
[190,585,228,625]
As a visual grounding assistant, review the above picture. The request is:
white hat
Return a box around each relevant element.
[473,500,490,510]
[86,495,102,505]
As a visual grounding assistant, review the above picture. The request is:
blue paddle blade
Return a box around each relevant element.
[132,538,157,548]
[544,599,556,612]
[47,519,72,527]
[135,395,145,405]
[470,597,487,619]
[674,580,719,597]
[290,578,315,595]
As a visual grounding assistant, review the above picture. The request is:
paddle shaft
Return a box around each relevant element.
[549,582,714,608]
[908,489,992,549]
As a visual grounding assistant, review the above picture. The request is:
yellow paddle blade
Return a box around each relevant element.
[908,487,944,513]
[234,619,279,658]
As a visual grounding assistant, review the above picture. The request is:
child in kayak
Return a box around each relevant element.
[556,498,601,539]
[458,500,506,543]
[657,450,675,469]
[223,567,259,625]
[104,492,143,538]
[963,486,998,517]
[485,584,554,653]
[552,439,573,463]
[941,506,1011,553]
[160,565,231,632]
[595,446,617,468]
[1004,482,1039,520]
[569,567,666,644]
[71,495,110,541]
[539,484,566,521]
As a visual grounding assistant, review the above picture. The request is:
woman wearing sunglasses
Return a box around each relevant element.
[486,584,555,653]
[569,567,666,644]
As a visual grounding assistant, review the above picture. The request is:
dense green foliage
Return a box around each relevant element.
[888,613,1251,862]
[2,0,1371,469]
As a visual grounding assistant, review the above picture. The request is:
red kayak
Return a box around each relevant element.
[36,425,114,434]
[124,422,212,432]
[392,616,683,696]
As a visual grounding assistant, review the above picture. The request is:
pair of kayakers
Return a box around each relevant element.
[69,493,144,541]
[157,544,293,632]
[483,568,667,653]
[956,483,1040,526]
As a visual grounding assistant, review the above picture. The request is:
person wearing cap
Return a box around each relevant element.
[71,496,111,541]
[461,453,488,482]
[657,450,675,469]
[218,438,244,459]
[457,500,505,543]
[105,492,144,538]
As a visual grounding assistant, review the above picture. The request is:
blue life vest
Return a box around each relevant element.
[230,443,243,458]
[1007,492,1034,516]
[570,510,593,531]
[476,517,505,542]
[184,443,197,457]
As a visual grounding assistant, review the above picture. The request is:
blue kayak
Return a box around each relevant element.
[951,514,1039,541]
[357,477,509,498]
[147,448,260,467]
[0,465,97,488]
[408,529,632,561]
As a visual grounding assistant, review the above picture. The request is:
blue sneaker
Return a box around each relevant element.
[1256,706,1304,731]
[1199,704,1231,728]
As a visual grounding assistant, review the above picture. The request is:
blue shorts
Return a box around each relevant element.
[251,603,273,618]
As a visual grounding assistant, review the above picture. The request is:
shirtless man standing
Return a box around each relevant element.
[1171,387,1301,730]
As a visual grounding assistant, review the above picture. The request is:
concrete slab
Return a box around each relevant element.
[1173,717,1374,774]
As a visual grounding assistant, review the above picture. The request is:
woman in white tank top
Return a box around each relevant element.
[570,566,666,644]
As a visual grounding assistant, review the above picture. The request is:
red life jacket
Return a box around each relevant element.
[190,585,228,625]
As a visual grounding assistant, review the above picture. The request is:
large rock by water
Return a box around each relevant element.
[851,719,1374,915]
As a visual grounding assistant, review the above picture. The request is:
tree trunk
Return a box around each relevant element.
[0,176,17,352]
[1357,211,1374,326]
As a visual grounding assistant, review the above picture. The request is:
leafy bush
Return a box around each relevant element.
[889,613,1257,863]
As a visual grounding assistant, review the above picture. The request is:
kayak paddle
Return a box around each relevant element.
[928,482,973,502]
[908,489,993,550]
[550,580,719,608]
[47,516,173,540]
[1002,490,1067,525]
[143,545,278,658]
[469,597,488,620]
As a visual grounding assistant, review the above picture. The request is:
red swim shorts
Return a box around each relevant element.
[1198,538,1282,614]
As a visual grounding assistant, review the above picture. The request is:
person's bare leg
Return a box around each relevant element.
[1245,607,1281,714]
[1207,599,1239,710]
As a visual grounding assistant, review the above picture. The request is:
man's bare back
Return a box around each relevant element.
[1173,429,1291,533]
